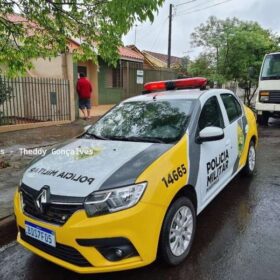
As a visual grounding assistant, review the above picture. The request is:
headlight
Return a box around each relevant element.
[259,91,269,102]
[84,182,147,217]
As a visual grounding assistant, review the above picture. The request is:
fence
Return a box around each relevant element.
[98,60,177,104]
[0,76,71,126]
[144,69,177,84]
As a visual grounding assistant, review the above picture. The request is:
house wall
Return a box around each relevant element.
[98,60,124,105]
[27,53,76,121]
[29,56,65,78]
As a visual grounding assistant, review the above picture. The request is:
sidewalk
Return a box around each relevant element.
[79,104,114,119]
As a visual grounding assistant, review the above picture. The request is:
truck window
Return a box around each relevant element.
[261,54,280,80]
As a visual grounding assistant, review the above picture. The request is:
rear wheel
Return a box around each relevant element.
[242,140,256,176]
[159,197,196,266]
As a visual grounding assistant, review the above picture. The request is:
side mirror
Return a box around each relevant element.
[84,125,91,132]
[197,127,224,143]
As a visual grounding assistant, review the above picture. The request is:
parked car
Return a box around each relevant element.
[14,78,258,273]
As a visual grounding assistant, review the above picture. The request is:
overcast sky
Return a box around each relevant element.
[123,0,280,59]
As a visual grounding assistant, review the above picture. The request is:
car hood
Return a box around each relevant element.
[22,138,171,197]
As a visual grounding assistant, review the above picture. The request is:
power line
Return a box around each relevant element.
[175,0,197,7]
[151,16,169,51]
[175,0,233,16]
[176,0,219,15]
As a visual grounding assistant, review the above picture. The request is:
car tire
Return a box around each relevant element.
[241,140,256,176]
[159,196,196,266]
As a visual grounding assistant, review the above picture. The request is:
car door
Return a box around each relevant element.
[218,93,246,175]
[195,95,231,206]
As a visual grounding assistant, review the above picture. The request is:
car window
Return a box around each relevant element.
[198,96,224,131]
[220,94,242,123]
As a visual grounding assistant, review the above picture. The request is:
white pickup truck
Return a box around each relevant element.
[256,52,280,125]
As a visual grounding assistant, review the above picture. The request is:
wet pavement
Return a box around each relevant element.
[0,120,280,280]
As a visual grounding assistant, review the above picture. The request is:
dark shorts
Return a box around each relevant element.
[79,98,91,110]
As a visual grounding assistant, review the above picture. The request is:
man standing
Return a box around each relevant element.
[76,73,93,120]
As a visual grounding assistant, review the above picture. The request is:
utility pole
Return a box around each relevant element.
[134,24,138,45]
[167,4,173,68]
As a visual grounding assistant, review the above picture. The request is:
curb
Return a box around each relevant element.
[0,215,17,246]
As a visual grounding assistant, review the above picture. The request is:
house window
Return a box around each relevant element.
[106,64,123,88]
[112,66,123,88]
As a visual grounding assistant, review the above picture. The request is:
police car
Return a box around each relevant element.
[14,78,258,273]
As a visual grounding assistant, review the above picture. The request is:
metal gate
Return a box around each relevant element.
[0,76,71,126]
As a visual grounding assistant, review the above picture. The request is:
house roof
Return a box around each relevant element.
[118,46,144,62]
[6,14,143,62]
[143,50,182,66]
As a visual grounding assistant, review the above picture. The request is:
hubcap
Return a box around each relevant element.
[169,206,193,257]
[248,145,256,171]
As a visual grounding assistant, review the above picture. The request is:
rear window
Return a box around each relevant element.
[221,94,242,123]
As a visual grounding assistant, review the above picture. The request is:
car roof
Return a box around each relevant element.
[123,88,233,103]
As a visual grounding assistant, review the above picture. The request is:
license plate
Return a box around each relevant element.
[25,221,56,247]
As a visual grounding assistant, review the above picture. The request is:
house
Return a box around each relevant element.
[0,15,176,132]
[97,46,144,105]
[142,51,183,69]
[126,45,183,70]
[2,15,146,107]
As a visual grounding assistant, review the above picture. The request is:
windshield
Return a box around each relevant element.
[87,99,194,143]
[261,54,280,80]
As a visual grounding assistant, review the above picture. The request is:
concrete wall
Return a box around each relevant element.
[28,54,76,121]
[29,56,64,78]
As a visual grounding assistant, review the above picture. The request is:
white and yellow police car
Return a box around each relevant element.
[14,78,258,273]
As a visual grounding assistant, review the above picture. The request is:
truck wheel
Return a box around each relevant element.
[257,112,269,126]
[159,197,196,266]
[242,140,256,176]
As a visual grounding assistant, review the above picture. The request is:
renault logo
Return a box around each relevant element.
[35,186,50,214]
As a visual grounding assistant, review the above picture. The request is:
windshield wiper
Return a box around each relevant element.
[107,135,166,143]
[85,131,108,140]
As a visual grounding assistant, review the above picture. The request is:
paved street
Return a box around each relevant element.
[1,121,280,280]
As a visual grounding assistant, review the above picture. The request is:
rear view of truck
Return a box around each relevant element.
[256,52,280,125]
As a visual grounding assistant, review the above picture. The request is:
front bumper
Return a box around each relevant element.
[255,101,280,113]
[14,191,165,273]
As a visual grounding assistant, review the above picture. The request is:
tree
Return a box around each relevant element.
[0,0,163,76]
[188,53,225,86]
[190,17,280,105]
[176,55,190,77]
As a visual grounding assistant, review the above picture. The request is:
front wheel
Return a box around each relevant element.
[159,196,196,266]
[257,112,269,126]
[241,140,256,176]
